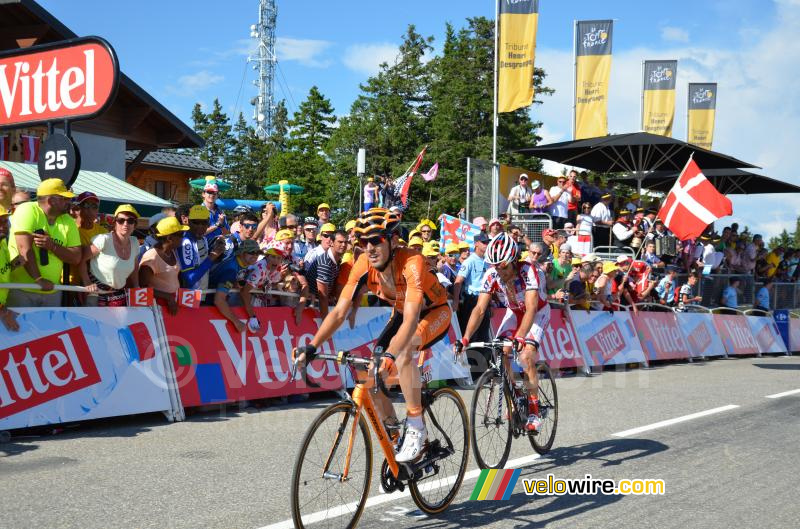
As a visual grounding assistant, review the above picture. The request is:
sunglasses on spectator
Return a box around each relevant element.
[304,227,316,231]
[204,190,217,195]
[115,217,136,226]
[242,222,258,229]
[530,250,542,256]
[80,202,99,209]
[286,225,298,229]
[358,235,386,248]
[420,229,431,233]
[321,232,334,239]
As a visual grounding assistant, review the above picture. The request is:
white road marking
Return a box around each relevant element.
[611,405,740,438]
[765,388,800,399]
[259,452,542,529]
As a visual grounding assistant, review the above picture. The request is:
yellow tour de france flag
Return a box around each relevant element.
[498,0,539,113]
[642,60,678,136]
[574,20,613,139]
[687,82,717,150]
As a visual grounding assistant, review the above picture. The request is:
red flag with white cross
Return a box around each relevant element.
[657,157,732,240]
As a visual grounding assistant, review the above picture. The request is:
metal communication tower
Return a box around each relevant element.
[249,0,277,139]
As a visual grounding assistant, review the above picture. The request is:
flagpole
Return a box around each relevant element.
[427,188,433,219]
[572,19,577,139]
[491,0,500,219]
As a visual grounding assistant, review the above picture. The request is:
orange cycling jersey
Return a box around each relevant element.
[341,248,447,312]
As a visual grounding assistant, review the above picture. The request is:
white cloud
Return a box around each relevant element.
[276,37,333,67]
[661,26,690,43]
[167,70,223,95]
[342,43,399,75]
[531,1,800,238]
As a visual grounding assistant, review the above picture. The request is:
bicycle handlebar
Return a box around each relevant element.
[467,339,514,349]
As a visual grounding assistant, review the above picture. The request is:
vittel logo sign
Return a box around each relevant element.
[0,37,118,127]
[0,327,101,419]
[586,321,626,362]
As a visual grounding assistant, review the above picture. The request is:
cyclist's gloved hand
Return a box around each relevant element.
[513,336,526,353]
[292,344,317,365]
[453,337,468,358]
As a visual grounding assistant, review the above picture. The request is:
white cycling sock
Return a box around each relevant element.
[406,414,424,430]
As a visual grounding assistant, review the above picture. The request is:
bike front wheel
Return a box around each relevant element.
[409,386,470,515]
[470,369,513,469]
[529,363,558,454]
[291,401,373,529]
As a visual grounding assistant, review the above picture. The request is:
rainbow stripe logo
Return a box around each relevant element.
[469,469,521,500]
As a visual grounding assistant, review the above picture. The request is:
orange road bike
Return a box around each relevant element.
[468,339,558,469]
[290,348,469,529]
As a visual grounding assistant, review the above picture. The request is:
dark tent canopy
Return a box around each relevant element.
[615,168,800,195]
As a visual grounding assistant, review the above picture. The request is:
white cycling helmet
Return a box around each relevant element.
[486,232,518,266]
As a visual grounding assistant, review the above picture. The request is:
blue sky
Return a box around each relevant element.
[38,0,800,237]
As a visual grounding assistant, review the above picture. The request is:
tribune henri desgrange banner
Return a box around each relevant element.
[574,20,613,139]
[687,83,717,149]
[498,0,539,113]
[642,60,678,136]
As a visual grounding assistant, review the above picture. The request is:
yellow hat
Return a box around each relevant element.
[156,217,189,237]
[37,178,75,198]
[367,177,374,182]
[398,238,407,246]
[445,243,460,255]
[423,241,440,253]
[188,205,209,221]
[317,203,330,212]
[458,241,470,251]
[113,204,140,218]
[345,219,356,232]
[409,229,420,240]
[571,257,582,266]
[422,246,439,257]
[417,219,436,231]
[630,193,640,200]
[409,236,424,248]
[603,262,620,274]
[275,229,294,242]
[519,251,529,262]
[0,204,9,216]
[320,222,336,233]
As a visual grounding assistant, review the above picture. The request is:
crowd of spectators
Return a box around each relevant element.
[0,164,794,333]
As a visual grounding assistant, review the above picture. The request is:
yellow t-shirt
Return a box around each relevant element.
[68,223,108,285]
[8,201,81,292]
[0,239,10,306]
[765,251,781,278]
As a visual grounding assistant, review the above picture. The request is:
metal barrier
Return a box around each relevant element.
[592,245,635,261]
[698,274,755,308]
[512,213,552,245]
[756,281,800,310]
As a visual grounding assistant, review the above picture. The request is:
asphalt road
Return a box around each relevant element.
[2,355,799,529]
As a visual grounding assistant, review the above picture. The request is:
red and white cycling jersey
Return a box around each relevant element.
[480,262,548,311]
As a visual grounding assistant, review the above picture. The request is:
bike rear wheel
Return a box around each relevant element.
[529,363,558,454]
[409,386,470,515]
[291,401,372,529]
[470,369,513,469]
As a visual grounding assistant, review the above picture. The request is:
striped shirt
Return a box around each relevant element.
[305,247,340,295]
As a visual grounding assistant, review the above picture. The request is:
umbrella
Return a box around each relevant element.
[614,169,800,195]
[189,176,231,191]
[516,132,759,193]
[264,179,305,215]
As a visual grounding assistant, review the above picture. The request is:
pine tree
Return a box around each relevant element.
[289,86,336,154]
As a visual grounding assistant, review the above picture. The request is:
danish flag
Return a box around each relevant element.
[21,134,40,164]
[657,157,732,240]
[0,135,9,160]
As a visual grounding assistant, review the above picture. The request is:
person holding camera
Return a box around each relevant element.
[507,173,533,215]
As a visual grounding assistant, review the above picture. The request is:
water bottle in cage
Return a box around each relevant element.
[514,381,528,422]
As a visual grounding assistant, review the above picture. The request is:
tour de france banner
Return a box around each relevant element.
[497,0,539,113]
[746,316,788,354]
[674,312,727,358]
[632,312,691,361]
[574,19,613,139]
[687,82,717,149]
[490,307,586,370]
[568,310,646,367]
[712,314,759,356]
[642,60,678,136]
[0,308,173,430]
[161,306,470,408]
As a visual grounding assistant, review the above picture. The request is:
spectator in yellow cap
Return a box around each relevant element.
[317,202,331,227]
[363,177,380,211]
[179,204,226,297]
[7,178,81,307]
[441,243,459,281]
[306,222,336,263]
[417,219,436,242]
[84,204,142,306]
[139,217,188,315]
[409,236,424,250]
[457,241,470,268]
[0,204,19,331]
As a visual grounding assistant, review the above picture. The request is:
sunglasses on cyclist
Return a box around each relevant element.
[357,235,386,248]
[115,217,137,226]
